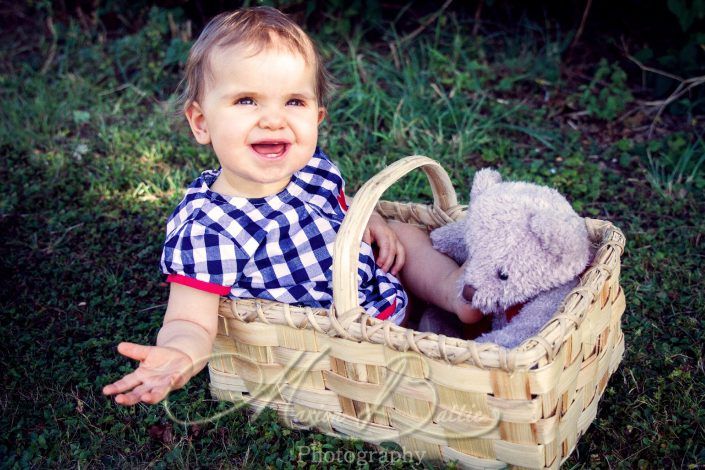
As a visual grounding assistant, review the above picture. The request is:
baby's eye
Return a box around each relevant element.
[497,269,509,281]
[286,98,305,107]
[235,97,255,105]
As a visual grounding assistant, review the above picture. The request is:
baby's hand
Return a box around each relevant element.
[363,213,405,275]
[102,342,193,406]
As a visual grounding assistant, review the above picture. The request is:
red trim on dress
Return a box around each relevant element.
[166,274,231,296]
[376,299,398,321]
[337,189,348,212]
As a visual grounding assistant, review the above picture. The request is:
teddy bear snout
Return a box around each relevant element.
[462,284,474,302]
[469,287,503,314]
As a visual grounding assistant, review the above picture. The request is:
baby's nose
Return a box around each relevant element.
[258,110,285,129]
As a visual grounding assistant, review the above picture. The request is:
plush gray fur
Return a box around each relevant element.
[421,168,591,348]
[478,279,577,348]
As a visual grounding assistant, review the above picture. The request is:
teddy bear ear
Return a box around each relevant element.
[528,211,589,263]
[470,168,502,200]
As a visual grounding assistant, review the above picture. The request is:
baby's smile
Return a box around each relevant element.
[250,141,290,159]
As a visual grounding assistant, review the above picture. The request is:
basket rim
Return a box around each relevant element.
[218,206,625,371]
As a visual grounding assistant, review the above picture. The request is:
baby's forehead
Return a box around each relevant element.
[201,37,314,83]
[214,31,315,64]
[209,41,314,80]
[196,41,317,101]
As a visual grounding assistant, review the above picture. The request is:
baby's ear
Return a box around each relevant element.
[317,107,327,125]
[184,102,211,145]
[470,168,502,200]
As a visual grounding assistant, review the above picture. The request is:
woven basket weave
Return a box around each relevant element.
[208,156,626,469]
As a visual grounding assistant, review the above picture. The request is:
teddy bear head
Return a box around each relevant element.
[462,169,591,314]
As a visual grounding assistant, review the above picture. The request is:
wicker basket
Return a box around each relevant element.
[208,156,626,469]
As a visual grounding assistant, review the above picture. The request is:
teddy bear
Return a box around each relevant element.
[417,168,592,349]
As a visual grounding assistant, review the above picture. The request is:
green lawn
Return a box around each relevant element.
[1,5,704,468]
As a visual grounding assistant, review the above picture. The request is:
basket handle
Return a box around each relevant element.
[332,155,458,319]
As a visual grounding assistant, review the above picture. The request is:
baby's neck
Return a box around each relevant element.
[211,171,290,199]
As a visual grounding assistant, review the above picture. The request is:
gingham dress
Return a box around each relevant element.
[160,148,407,324]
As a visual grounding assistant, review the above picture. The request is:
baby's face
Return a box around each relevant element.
[186,43,324,198]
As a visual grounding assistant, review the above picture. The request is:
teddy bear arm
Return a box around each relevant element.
[476,280,578,348]
[429,219,469,264]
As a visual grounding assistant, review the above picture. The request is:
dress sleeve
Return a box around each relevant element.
[160,220,243,295]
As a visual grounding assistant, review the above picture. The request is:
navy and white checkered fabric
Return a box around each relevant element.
[161,148,407,324]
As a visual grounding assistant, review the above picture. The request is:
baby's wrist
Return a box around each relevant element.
[157,321,214,373]
[160,343,197,375]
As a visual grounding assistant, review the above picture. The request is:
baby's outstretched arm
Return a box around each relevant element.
[103,283,220,406]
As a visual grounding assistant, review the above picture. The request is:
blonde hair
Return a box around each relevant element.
[178,6,333,112]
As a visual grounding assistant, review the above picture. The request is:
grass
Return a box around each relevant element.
[2,4,704,468]
[644,133,705,198]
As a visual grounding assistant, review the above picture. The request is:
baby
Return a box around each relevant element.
[103,6,481,406]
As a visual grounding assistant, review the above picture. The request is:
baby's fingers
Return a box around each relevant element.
[376,236,394,272]
[114,389,146,406]
[114,375,173,406]
[103,372,142,396]
[116,342,152,362]
[362,227,372,245]
[139,387,171,405]
[391,240,405,276]
[139,374,181,404]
